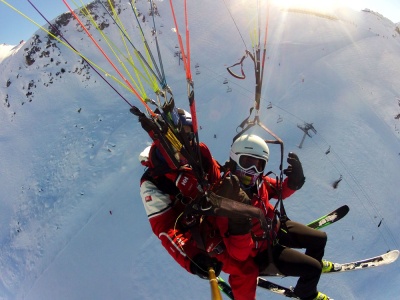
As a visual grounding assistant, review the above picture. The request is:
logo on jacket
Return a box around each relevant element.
[181,175,189,186]
[145,195,152,202]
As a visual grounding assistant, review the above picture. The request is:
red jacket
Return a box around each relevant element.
[140,142,296,300]
[214,175,296,300]
[139,142,221,273]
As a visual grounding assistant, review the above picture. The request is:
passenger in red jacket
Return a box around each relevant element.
[139,108,331,299]
[215,134,332,300]
[139,108,223,279]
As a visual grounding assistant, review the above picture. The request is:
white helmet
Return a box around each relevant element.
[230,134,269,186]
[138,145,152,166]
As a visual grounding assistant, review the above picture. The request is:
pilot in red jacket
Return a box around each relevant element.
[214,134,329,300]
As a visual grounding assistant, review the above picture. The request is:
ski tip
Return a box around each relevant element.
[341,204,350,213]
[384,250,399,262]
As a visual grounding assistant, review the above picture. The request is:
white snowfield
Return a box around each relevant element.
[0,1,399,299]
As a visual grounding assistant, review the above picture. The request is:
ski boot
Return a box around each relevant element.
[313,291,331,300]
[322,260,333,273]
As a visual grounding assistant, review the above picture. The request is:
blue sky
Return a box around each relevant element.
[0,0,92,45]
[0,1,399,45]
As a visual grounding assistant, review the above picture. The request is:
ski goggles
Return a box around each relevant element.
[231,153,267,173]
[182,123,195,141]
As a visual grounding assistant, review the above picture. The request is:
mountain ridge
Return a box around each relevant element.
[0,1,399,299]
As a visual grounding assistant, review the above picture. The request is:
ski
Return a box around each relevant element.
[306,205,349,230]
[256,250,399,298]
[257,277,299,299]
[217,277,235,299]
[265,250,399,278]
[323,249,399,274]
[218,277,300,300]
[217,205,350,299]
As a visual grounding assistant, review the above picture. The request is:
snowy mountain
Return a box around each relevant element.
[1,1,400,299]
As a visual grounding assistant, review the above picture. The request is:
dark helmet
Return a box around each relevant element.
[177,108,194,142]
[177,108,192,127]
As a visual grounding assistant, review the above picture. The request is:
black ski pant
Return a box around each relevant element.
[273,220,327,300]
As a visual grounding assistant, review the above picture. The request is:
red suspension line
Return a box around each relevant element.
[169,0,192,81]
[62,0,155,116]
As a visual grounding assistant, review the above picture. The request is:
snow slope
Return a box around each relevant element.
[0,1,399,299]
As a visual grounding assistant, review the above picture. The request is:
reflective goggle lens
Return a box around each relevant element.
[238,155,266,173]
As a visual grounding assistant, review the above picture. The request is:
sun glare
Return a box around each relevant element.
[273,0,343,12]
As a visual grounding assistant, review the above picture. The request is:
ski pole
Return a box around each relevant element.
[208,267,223,300]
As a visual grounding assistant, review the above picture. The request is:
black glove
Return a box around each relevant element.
[284,152,305,190]
[215,175,250,204]
[216,175,252,235]
[228,216,253,235]
[190,253,223,279]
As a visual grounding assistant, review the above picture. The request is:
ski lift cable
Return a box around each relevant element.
[309,134,399,250]
[197,57,314,128]
[221,0,398,250]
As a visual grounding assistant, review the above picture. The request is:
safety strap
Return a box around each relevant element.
[226,50,251,79]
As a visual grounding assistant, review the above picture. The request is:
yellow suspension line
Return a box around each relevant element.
[74,0,148,100]
[111,14,156,98]
[63,0,157,115]
[132,4,162,88]
[106,0,159,96]
[102,0,150,97]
